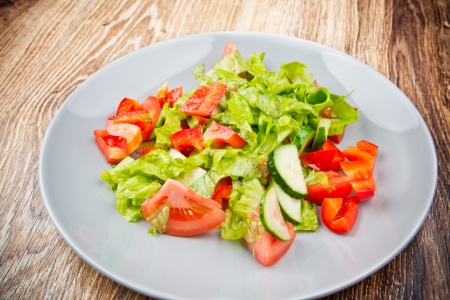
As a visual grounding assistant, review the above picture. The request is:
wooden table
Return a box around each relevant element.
[1,0,448,299]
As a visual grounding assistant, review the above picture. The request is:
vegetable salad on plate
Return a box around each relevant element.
[94,43,379,265]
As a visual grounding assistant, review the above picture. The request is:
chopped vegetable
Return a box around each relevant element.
[94,43,380,265]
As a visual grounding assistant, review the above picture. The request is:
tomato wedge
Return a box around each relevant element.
[203,121,247,149]
[141,179,226,236]
[140,95,161,141]
[321,197,358,233]
[116,97,141,115]
[243,221,296,266]
[170,126,204,155]
[93,129,128,164]
[222,42,237,58]
[180,82,227,117]
[306,171,353,205]
[106,120,142,155]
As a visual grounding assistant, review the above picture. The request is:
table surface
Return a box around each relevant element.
[1,0,449,299]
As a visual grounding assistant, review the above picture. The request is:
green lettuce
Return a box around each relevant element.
[294,200,319,231]
[221,179,265,240]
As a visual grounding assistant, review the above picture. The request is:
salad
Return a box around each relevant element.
[94,43,378,265]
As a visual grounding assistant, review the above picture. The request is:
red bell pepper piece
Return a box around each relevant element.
[356,140,379,158]
[93,129,128,164]
[350,177,376,201]
[320,140,345,171]
[166,87,183,107]
[327,131,345,144]
[109,109,151,124]
[212,185,233,210]
[212,176,233,209]
[203,121,247,149]
[305,171,353,205]
[116,98,141,115]
[214,177,233,192]
[321,197,359,233]
[339,140,379,201]
[170,126,204,156]
[300,149,337,171]
[180,82,227,117]
[156,82,169,107]
[139,146,158,157]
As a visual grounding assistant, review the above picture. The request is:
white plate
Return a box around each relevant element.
[39,32,437,300]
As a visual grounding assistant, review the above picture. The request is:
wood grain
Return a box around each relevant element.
[0,0,448,299]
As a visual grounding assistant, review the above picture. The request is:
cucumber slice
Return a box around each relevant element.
[260,184,292,242]
[268,144,308,199]
[274,182,302,224]
[311,118,331,151]
[293,125,315,155]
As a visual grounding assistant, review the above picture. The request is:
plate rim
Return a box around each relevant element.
[38,31,438,300]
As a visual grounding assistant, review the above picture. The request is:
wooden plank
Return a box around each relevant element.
[0,0,448,299]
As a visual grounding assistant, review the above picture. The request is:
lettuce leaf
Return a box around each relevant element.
[221,179,265,240]
[294,200,319,231]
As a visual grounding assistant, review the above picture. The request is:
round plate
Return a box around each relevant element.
[39,32,437,300]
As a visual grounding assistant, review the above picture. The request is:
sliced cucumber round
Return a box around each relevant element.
[274,182,302,225]
[268,143,308,199]
[260,184,292,242]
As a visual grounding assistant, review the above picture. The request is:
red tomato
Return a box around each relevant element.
[306,172,353,205]
[203,121,247,149]
[321,197,358,233]
[222,42,237,58]
[180,82,227,117]
[116,97,141,115]
[243,222,296,266]
[166,87,183,107]
[170,126,204,155]
[141,179,226,236]
[106,110,150,153]
[93,129,128,164]
[106,120,142,155]
[140,95,161,140]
